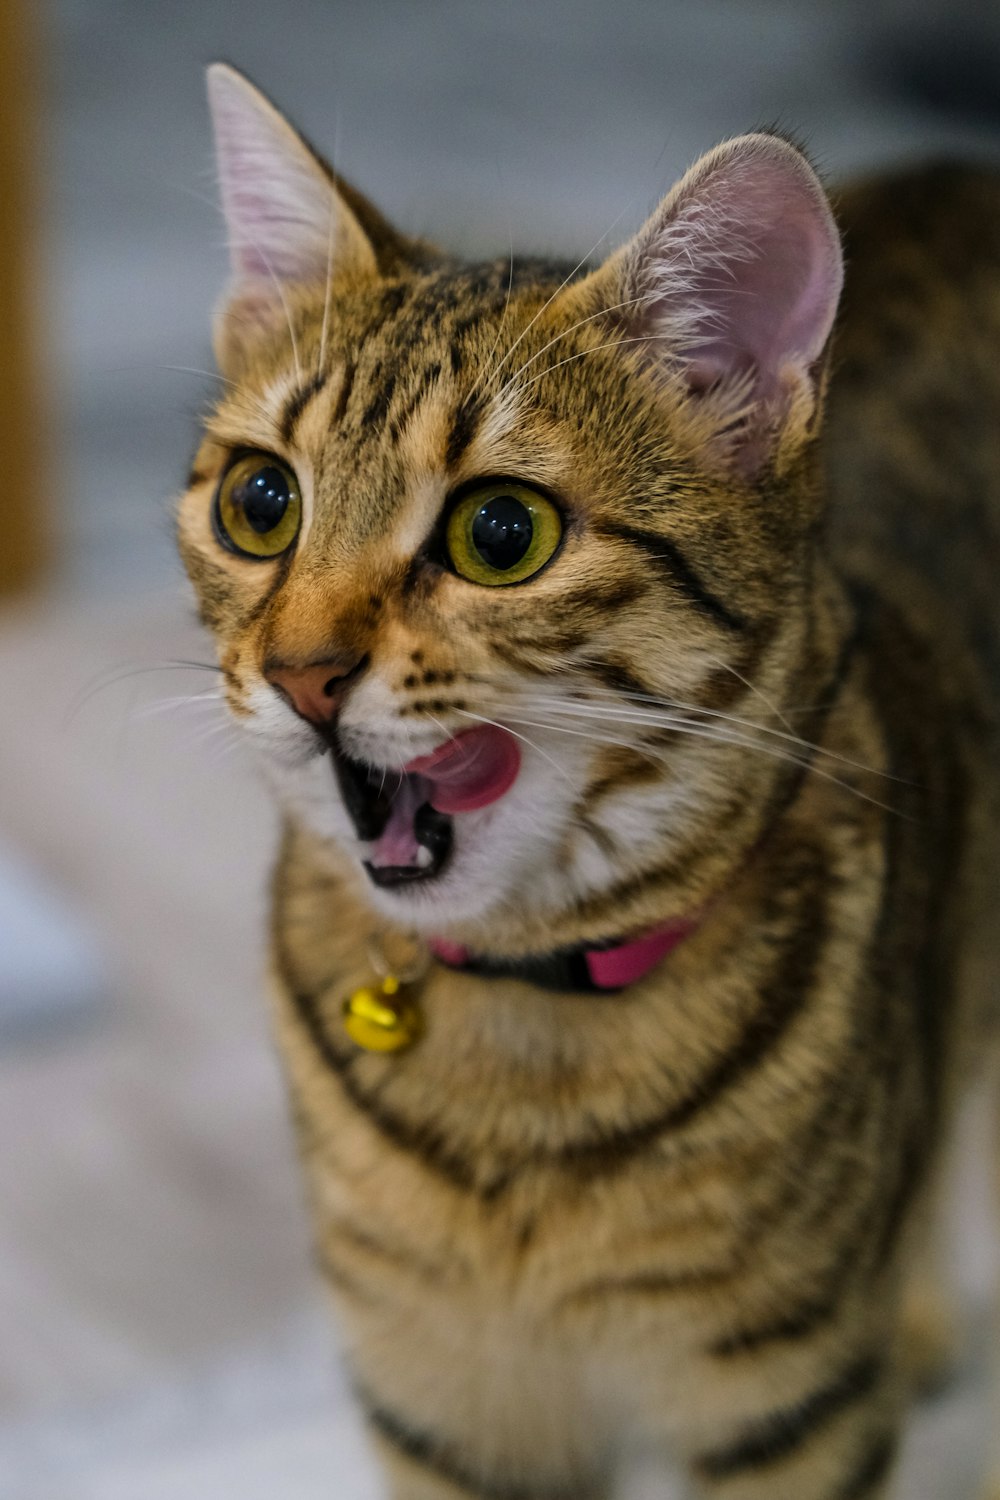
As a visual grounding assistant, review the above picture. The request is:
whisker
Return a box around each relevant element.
[157,363,232,385]
[65,659,224,727]
[703,653,797,735]
[180,177,305,388]
[492,710,905,818]
[131,690,224,721]
[468,240,516,407]
[510,332,688,395]
[496,658,909,786]
[492,294,649,407]
[149,365,277,435]
[517,694,905,784]
[475,198,638,402]
[318,186,338,377]
[227,233,303,386]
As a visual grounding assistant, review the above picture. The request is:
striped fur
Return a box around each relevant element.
[178,70,1000,1500]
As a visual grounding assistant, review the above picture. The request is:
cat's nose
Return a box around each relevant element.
[265,652,367,725]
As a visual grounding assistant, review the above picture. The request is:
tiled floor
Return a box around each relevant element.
[3,1,1000,1495]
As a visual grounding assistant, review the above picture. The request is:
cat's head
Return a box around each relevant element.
[178,65,843,953]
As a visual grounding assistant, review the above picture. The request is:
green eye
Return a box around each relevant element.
[445,482,563,586]
[214,453,302,559]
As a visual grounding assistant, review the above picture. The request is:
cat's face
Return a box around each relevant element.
[178,67,842,949]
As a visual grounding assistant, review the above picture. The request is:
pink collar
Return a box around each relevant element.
[429,912,701,993]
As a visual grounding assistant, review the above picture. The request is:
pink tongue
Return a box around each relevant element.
[404,725,521,814]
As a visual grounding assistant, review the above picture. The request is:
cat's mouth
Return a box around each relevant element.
[329,725,521,889]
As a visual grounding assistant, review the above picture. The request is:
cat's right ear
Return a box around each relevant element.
[207,64,379,368]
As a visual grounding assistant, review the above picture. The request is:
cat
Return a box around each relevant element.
[177,62,1000,1500]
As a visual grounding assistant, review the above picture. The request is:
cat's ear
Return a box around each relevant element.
[207,64,379,286]
[581,134,843,476]
[207,64,382,365]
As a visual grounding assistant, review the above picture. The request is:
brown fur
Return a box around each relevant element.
[179,73,1000,1500]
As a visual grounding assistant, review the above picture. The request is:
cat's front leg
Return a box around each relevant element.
[673,1347,902,1500]
[362,1398,612,1500]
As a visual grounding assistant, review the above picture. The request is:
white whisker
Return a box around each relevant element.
[466,244,516,408]
[227,233,303,386]
[477,198,638,400]
[492,294,649,407]
[516,693,903,784]
[490,709,904,818]
[703,653,796,735]
[318,185,338,377]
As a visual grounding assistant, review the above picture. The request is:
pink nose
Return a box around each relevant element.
[266,654,365,725]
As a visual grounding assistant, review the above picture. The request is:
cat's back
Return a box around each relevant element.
[824,159,1000,702]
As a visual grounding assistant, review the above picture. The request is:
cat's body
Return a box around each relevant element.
[179,68,1000,1499]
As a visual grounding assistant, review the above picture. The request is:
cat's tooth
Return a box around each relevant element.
[415,846,433,869]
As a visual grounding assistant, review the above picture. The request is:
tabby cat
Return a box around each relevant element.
[177,63,1000,1500]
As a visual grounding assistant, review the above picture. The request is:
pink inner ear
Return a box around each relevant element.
[636,142,843,410]
[209,68,333,285]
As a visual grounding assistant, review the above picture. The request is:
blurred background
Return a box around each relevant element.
[1,2,999,1496]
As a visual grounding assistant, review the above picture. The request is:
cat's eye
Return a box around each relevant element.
[213,453,302,559]
[444,482,563,586]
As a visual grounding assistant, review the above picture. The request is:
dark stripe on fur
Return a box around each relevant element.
[279,371,328,444]
[709,1089,878,1356]
[561,1258,739,1310]
[314,1243,381,1306]
[445,398,482,468]
[324,1214,453,1287]
[558,849,831,1176]
[331,359,356,424]
[276,844,830,1199]
[273,927,488,1193]
[360,1388,588,1500]
[238,543,299,631]
[587,655,656,702]
[831,1431,898,1499]
[711,1290,844,1357]
[753,585,871,835]
[596,520,748,632]
[392,361,443,441]
[362,372,398,432]
[582,748,663,806]
[695,1355,881,1480]
[290,989,484,1193]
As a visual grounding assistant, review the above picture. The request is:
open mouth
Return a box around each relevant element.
[329,724,521,889]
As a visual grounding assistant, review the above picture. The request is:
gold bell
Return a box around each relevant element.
[342,975,421,1053]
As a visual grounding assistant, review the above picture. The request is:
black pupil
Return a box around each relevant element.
[471,494,533,571]
[236,466,290,534]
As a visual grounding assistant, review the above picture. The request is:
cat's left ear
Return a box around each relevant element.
[576,133,843,476]
[207,64,386,367]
